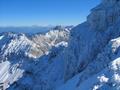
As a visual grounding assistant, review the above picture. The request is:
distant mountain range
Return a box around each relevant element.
[0,25,74,34]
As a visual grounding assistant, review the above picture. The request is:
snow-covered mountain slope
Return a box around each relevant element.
[1,0,120,90]
[0,28,70,90]
[57,36,120,90]
[0,29,69,60]
[31,29,69,58]
[56,0,120,90]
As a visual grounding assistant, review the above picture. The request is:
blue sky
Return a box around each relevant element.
[0,0,100,26]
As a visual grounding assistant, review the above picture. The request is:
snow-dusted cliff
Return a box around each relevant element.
[57,0,120,90]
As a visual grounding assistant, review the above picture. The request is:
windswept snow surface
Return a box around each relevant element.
[0,35,4,40]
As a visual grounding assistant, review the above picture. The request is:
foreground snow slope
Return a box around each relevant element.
[57,36,120,90]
